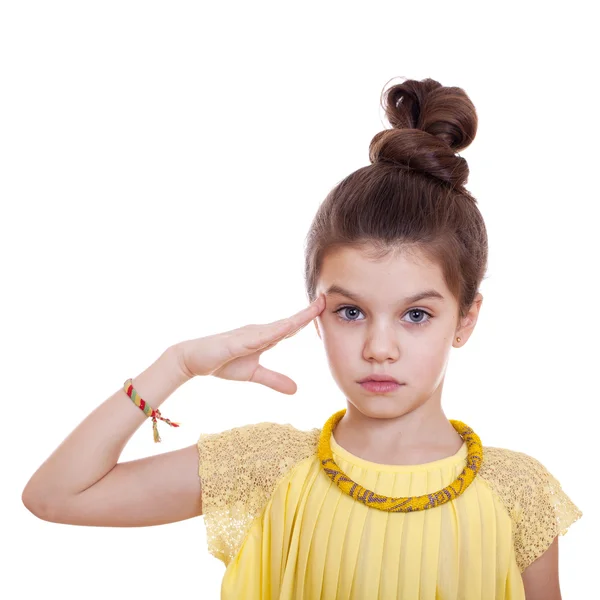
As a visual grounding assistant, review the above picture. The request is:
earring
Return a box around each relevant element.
[456,337,461,343]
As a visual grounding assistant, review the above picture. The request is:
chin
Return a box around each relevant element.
[347,395,412,419]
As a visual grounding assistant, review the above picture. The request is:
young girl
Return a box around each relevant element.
[22,77,582,599]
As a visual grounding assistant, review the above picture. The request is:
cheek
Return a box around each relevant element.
[318,322,351,355]
[320,332,349,357]
[316,315,341,341]
[319,320,362,350]
[409,341,450,377]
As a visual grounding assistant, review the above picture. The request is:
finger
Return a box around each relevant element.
[278,296,325,340]
[256,321,301,350]
[250,364,298,395]
[286,295,325,329]
[243,296,324,352]
[277,313,313,342]
[238,318,294,353]
[283,321,310,339]
[255,322,301,352]
[255,339,279,353]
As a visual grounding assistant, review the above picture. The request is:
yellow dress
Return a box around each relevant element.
[197,421,582,599]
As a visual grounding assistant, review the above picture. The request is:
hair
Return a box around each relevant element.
[303,76,489,322]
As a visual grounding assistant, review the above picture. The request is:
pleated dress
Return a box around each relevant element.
[197,421,582,599]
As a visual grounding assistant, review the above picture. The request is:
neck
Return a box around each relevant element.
[333,396,463,456]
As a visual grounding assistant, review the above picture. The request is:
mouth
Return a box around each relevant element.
[359,380,404,393]
[358,375,401,384]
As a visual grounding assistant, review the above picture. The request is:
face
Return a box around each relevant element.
[313,245,483,421]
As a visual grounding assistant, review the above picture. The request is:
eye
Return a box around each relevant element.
[333,305,433,327]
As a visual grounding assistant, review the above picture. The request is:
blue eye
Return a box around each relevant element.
[333,306,433,327]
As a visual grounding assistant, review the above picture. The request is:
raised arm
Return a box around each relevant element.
[21,295,325,527]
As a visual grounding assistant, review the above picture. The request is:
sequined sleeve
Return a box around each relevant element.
[478,446,583,573]
[197,421,319,566]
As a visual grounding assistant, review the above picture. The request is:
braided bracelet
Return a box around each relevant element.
[123,378,181,443]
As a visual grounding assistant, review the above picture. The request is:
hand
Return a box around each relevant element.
[174,295,326,395]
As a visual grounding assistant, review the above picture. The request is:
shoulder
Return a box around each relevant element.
[197,421,320,565]
[479,445,573,514]
[479,445,552,491]
[198,420,320,469]
[197,420,320,511]
[478,445,583,573]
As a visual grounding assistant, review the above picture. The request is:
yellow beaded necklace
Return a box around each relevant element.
[318,408,483,512]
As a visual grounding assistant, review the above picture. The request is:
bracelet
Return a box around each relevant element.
[123,378,181,443]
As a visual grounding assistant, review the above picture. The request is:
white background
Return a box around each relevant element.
[2,1,597,598]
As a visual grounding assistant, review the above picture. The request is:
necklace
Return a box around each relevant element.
[317,408,483,512]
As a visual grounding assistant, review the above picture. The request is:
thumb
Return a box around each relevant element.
[250,364,298,395]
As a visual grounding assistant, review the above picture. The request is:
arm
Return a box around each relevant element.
[21,298,324,527]
[21,344,192,519]
[521,535,561,600]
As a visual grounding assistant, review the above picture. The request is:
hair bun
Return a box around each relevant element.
[368,77,478,190]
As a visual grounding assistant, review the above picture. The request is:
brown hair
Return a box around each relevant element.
[303,77,489,322]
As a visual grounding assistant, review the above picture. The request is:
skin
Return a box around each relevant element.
[312,243,483,465]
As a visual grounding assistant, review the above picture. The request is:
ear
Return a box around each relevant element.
[455,293,483,344]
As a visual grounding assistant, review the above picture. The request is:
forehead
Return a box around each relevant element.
[318,245,445,290]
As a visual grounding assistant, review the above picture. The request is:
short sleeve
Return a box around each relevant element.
[510,452,583,572]
[478,447,583,573]
[197,421,319,566]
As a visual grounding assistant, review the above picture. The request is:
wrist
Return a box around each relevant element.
[169,343,195,382]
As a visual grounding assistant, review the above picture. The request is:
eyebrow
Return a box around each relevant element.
[324,284,445,305]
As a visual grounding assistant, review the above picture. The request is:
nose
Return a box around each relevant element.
[362,327,400,363]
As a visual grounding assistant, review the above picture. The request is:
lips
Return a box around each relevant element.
[358,374,400,384]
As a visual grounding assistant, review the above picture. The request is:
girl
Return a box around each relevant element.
[22,77,582,599]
